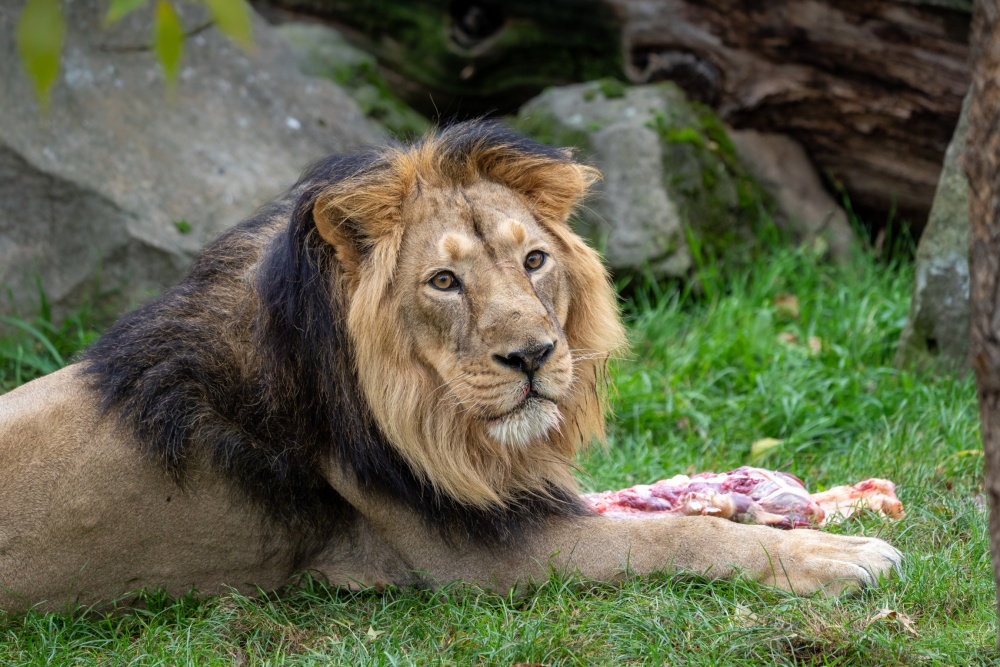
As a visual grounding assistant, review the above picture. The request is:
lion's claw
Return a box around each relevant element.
[758,530,902,596]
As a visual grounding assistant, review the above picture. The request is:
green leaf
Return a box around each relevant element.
[104,0,148,25]
[202,0,253,50]
[16,0,65,112]
[153,0,184,90]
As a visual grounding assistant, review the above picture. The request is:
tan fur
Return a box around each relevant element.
[0,129,901,611]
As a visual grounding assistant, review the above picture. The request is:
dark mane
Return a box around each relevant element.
[81,122,584,556]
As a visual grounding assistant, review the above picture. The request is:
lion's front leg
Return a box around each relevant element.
[321,466,901,596]
[534,515,902,596]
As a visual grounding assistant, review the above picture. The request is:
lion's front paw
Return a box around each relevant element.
[757,530,902,596]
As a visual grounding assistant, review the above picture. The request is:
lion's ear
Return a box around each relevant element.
[312,199,366,288]
[312,178,409,290]
[501,162,601,225]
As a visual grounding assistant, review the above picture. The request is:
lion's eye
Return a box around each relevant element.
[524,251,546,272]
[429,271,459,291]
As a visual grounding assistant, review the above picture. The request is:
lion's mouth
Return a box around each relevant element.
[488,389,551,422]
[486,390,561,448]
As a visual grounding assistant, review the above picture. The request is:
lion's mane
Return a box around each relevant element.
[82,122,625,552]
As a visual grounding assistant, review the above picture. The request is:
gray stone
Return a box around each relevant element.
[0,1,376,322]
[516,81,767,277]
[895,93,971,371]
[275,21,377,77]
[729,129,856,262]
[275,21,428,139]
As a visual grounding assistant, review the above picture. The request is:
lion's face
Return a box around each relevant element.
[312,128,626,506]
[396,181,573,448]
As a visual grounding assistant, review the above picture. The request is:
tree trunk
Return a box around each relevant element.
[964,0,1000,647]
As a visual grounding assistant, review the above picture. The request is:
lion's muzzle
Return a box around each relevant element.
[492,341,556,380]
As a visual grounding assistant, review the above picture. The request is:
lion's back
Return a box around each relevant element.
[0,365,96,468]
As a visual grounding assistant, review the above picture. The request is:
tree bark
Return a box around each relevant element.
[609,0,971,233]
[964,0,1000,647]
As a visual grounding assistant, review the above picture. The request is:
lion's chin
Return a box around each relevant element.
[487,398,562,449]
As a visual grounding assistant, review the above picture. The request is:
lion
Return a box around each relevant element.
[0,122,900,611]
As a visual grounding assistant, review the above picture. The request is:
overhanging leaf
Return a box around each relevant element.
[153,0,184,90]
[105,0,148,25]
[16,0,65,112]
[202,0,253,50]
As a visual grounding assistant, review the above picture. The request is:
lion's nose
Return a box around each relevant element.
[493,342,556,378]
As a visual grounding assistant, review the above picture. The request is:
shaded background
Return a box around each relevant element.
[0,0,976,368]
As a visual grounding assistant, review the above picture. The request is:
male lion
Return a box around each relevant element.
[0,122,899,610]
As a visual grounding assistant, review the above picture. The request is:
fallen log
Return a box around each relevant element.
[611,0,972,233]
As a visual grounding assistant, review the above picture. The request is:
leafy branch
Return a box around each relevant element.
[16,0,253,110]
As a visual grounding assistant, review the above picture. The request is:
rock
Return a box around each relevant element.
[0,1,376,323]
[274,21,428,139]
[276,20,378,74]
[516,80,769,277]
[729,129,856,262]
[894,94,972,372]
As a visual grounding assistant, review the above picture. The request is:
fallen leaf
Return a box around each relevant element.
[949,450,984,458]
[865,608,919,637]
[773,294,800,319]
[810,235,829,258]
[730,603,762,626]
[807,336,823,355]
[750,438,783,461]
[778,332,798,346]
[973,493,988,512]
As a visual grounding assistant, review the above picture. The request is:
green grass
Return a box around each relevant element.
[0,245,994,665]
[0,289,101,392]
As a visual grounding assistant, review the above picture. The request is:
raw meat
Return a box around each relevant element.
[582,466,903,529]
[811,479,904,525]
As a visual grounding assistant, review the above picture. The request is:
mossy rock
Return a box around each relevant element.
[516,81,774,277]
[264,0,622,116]
[895,93,971,373]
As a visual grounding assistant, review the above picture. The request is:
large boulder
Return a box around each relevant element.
[516,81,773,277]
[274,22,428,139]
[518,82,698,276]
[0,1,376,321]
[895,94,972,371]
